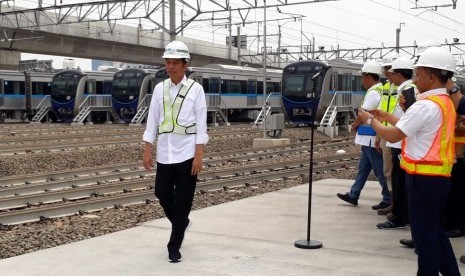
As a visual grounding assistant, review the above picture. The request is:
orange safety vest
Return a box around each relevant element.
[400,94,456,177]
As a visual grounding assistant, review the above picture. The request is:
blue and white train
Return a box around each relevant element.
[50,69,114,122]
[282,59,365,126]
[145,64,283,123]
[111,68,158,123]
[0,70,53,122]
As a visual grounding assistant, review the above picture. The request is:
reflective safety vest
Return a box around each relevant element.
[455,136,465,143]
[159,79,197,135]
[400,94,456,177]
[361,83,383,106]
[379,82,398,126]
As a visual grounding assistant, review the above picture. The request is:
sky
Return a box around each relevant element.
[15,0,465,70]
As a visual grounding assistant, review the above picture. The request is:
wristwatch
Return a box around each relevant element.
[449,85,460,94]
[366,117,374,125]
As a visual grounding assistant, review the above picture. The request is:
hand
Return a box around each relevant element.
[358,108,373,124]
[372,109,391,122]
[375,136,382,152]
[143,148,153,172]
[191,156,203,175]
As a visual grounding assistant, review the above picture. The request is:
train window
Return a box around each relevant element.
[95,81,102,95]
[209,78,220,93]
[247,80,256,94]
[257,81,263,94]
[268,82,281,93]
[87,80,96,94]
[0,79,3,94]
[4,80,22,95]
[240,80,247,94]
[221,79,230,94]
[330,74,337,90]
[283,75,304,96]
[103,81,113,94]
[337,74,352,91]
[351,76,362,91]
[229,80,241,94]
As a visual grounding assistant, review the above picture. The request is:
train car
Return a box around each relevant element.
[191,64,282,122]
[282,59,363,126]
[0,70,53,122]
[111,68,158,123]
[150,64,282,123]
[50,70,114,122]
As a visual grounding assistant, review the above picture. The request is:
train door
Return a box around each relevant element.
[86,79,96,95]
[247,79,257,106]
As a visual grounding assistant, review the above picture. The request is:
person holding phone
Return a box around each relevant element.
[376,57,417,230]
[337,60,391,209]
[358,47,459,275]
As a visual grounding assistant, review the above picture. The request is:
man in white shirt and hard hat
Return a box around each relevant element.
[142,40,209,263]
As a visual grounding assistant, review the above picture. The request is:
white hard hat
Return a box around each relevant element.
[381,52,399,67]
[162,40,191,59]
[414,47,456,73]
[416,40,441,56]
[390,57,414,71]
[361,60,382,75]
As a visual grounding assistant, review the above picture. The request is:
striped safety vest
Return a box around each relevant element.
[379,82,398,126]
[400,94,456,177]
[159,79,197,135]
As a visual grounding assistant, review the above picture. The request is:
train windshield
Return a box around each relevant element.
[282,62,328,100]
[51,72,81,97]
[112,71,144,101]
[283,72,321,99]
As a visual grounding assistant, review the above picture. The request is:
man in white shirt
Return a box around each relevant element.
[142,41,209,263]
[337,60,391,209]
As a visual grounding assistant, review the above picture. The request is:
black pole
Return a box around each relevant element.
[295,122,322,249]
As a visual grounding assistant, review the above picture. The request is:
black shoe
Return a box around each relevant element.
[372,201,390,210]
[337,192,358,206]
[168,248,182,263]
[399,239,414,248]
[377,220,406,229]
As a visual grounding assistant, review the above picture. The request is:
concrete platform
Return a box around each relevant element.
[0,178,464,275]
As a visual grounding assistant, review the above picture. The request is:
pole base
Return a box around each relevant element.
[294,239,323,249]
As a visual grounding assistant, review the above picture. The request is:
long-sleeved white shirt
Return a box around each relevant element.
[143,76,209,164]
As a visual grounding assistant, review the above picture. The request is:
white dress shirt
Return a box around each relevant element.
[395,88,446,160]
[143,76,209,164]
[355,83,383,147]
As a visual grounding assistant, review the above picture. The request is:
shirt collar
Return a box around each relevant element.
[168,75,188,87]
[417,88,447,100]
[397,79,412,91]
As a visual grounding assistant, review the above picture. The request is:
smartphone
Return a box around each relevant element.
[403,87,416,110]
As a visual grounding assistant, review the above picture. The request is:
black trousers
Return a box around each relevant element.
[390,148,408,224]
[444,159,465,232]
[406,173,460,275]
[155,158,197,251]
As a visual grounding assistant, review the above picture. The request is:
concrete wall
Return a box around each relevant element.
[0,50,20,70]
[0,7,261,68]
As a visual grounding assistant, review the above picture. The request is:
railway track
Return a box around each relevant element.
[0,156,358,226]
[0,140,356,225]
